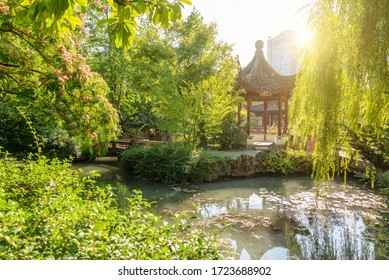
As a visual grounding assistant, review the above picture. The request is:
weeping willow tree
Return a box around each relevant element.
[290,0,389,181]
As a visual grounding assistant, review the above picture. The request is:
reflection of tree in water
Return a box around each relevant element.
[188,187,382,260]
[285,210,376,260]
[195,196,289,259]
[122,177,386,260]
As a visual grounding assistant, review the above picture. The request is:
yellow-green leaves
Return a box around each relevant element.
[97,6,138,49]
[0,156,225,259]
[11,0,83,36]
[8,0,191,49]
[290,0,389,182]
[96,0,190,49]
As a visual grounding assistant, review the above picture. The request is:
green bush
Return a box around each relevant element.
[347,125,389,171]
[215,112,247,150]
[0,105,45,156]
[121,143,231,183]
[41,127,82,160]
[0,106,81,160]
[377,171,389,188]
[257,149,313,175]
[0,153,225,260]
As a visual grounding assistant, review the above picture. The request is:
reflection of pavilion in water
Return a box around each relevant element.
[197,190,377,260]
[199,193,293,260]
[199,193,267,218]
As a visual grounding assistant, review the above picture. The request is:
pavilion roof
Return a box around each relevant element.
[237,40,295,96]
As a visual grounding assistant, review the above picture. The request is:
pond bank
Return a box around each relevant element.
[120,146,313,184]
[71,158,388,260]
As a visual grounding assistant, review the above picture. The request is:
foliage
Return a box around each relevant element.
[4,0,191,49]
[290,0,389,181]
[1,0,192,156]
[0,153,225,260]
[347,125,389,172]
[84,17,161,136]
[257,149,313,175]
[215,112,247,151]
[121,143,231,183]
[159,76,241,148]
[1,8,119,156]
[86,11,240,146]
[0,104,43,156]
[0,104,81,159]
[377,171,389,189]
[153,12,241,148]
[40,127,82,160]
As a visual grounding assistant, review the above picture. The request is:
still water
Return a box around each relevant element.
[73,159,386,260]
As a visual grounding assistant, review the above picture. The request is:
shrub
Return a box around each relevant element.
[121,143,231,183]
[41,127,82,160]
[377,171,389,189]
[215,112,247,150]
[347,125,389,171]
[257,149,313,175]
[0,106,81,160]
[0,106,46,156]
[0,153,225,260]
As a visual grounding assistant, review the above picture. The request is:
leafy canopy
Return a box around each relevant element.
[7,0,192,49]
[86,11,241,147]
[290,0,389,181]
[1,0,191,156]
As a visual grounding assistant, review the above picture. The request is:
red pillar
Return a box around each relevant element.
[246,96,251,135]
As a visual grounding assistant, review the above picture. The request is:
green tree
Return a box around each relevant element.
[5,0,191,49]
[88,11,240,147]
[0,18,118,155]
[1,0,191,155]
[155,12,241,148]
[84,15,165,137]
[290,0,389,180]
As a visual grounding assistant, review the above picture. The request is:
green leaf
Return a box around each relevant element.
[66,16,82,29]
[97,18,118,28]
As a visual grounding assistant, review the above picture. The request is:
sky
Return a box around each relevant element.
[182,0,314,66]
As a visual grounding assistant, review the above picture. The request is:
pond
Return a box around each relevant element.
[73,159,387,260]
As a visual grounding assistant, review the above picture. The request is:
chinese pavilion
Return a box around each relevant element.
[237,40,295,141]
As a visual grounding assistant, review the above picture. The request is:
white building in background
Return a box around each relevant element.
[266,30,299,75]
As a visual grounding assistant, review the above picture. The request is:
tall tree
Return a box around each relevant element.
[290,0,389,180]
[87,11,240,147]
[0,0,191,155]
[144,11,240,147]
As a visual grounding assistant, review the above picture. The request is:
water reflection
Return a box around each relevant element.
[75,161,386,260]
[260,247,291,260]
[145,176,385,260]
